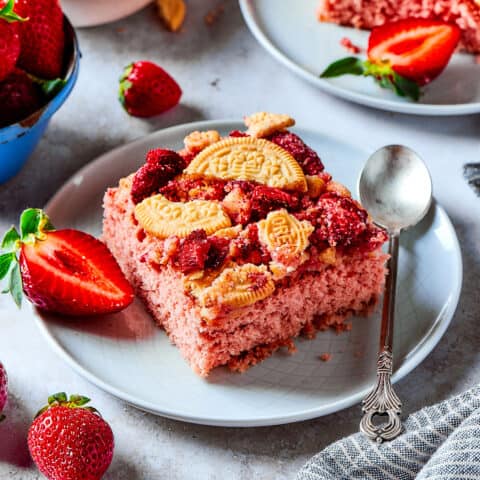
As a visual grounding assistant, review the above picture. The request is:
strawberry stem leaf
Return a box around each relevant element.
[320,56,421,101]
[0,0,28,23]
[1,227,20,251]
[20,208,54,242]
[320,57,365,77]
[392,73,420,101]
[69,394,91,406]
[36,393,96,418]
[48,392,68,404]
[40,78,67,98]
[0,253,15,280]
[9,263,22,308]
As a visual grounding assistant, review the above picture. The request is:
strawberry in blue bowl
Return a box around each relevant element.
[0,0,80,184]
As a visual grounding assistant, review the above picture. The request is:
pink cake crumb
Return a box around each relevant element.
[319,353,332,362]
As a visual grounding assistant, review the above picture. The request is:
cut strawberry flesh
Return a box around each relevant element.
[20,230,134,316]
[368,19,461,85]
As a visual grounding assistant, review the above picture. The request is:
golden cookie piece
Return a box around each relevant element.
[257,209,314,257]
[325,181,351,198]
[244,112,295,138]
[185,137,307,192]
[156,0,186,32]
[184,130,221,154]
[213,225,242,239]
[135,194,231,238]
[319,247,336,265]
[197,264,275,308]
[306,175,326,198]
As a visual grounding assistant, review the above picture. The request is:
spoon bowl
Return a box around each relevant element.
[358,145,433,232]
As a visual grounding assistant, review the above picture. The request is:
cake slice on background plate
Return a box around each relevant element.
[317,0,480,53]
[103,112,388,377]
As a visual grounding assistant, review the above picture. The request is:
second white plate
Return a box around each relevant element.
[33,120,462,426]
[240,0,480,115]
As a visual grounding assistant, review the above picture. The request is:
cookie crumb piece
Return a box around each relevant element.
[157,0,186,32]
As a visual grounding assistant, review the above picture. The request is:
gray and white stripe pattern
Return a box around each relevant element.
[297,386,480,480]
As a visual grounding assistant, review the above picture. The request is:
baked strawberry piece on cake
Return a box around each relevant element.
[317,0,480,53]
[103,112,388,376]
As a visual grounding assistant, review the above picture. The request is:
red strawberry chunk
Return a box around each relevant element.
[250,185,300,221]
[299,193,370,249]
[172,230,211,274]
[229,130,249,137]
[268,131,324,175]
[19,229,134,316]
[205,236,230,270]
[131,149,186,204]
[231,224,271,265]
[368,19,461,85]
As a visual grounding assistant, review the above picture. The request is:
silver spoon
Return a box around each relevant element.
[358,145,432,443]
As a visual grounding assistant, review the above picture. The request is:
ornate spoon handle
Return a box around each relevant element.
[360,233,403,443]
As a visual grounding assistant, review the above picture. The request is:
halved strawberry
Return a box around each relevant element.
[368,19,461,86]
[1,209,134,316]
[321,19,461,100]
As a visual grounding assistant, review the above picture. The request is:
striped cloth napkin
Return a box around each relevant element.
[297,385,480,480]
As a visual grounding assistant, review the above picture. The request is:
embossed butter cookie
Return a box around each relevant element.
[135,194,231,238]
[257,209,314,257]
[185,137,307,192]
[197,263,275,308]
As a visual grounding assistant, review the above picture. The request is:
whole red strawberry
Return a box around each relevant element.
[0,0,26,82]
[14,0,65,79]
[131,148,186,204]
[28,393,114,480]
[119,61,182,117]
[0,68,42,127]
[1,208,134,315]
[0,362,7,420]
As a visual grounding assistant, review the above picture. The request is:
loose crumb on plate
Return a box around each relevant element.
[205,3,225,26]
[319,353,332,362]
[340,37,362,54]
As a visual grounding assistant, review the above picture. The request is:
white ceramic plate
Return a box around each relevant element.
[62,0,153,28]
[34,120,462,427]
[239,0,480,116]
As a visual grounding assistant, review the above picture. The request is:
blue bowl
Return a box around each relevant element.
[0,16,80,184]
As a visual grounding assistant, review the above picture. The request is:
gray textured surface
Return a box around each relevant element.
[0,2,480,479]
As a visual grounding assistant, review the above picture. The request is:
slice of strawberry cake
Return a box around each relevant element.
[317,0,480,53]
[103,112,388,376]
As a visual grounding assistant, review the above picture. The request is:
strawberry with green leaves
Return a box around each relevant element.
[0,0,27,82]
[119,61,182,117]
[321,19,461,101]
[1,208,134,315]
[28,393,114,480]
